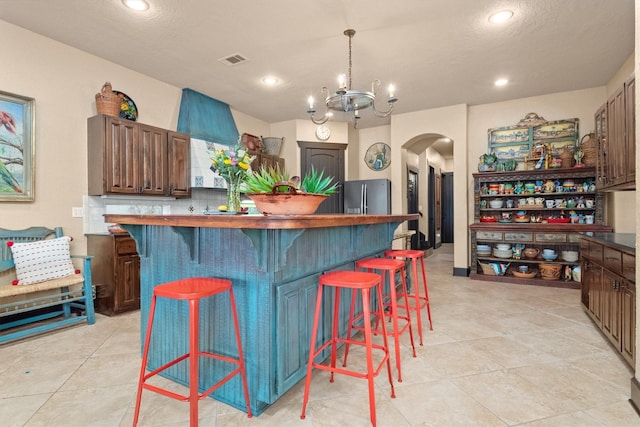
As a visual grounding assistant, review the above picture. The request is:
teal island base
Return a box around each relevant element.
[107,214,415,415]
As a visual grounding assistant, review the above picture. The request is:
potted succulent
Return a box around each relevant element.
[242,165,338,215]
[478,152,497,172]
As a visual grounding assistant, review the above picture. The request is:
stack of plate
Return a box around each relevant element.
[493,248,513,259]
[477,244,491,256]
[561,250,579,262]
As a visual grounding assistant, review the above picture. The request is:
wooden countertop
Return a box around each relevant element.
[104,213,418,230]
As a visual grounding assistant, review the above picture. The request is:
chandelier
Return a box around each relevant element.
[306,29,397,127]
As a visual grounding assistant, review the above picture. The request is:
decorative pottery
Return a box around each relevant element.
[540,263,562,280]
[247,190,328,215]
[522,248,540,259]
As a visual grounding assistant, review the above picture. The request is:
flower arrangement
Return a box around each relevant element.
[210,144,255,212]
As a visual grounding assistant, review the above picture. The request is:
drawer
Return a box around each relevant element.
[115,237,137,255]
[603,247,621,274]
[579,239,589,254]
[504,232,533,242]
[535,233,567,243]
[568,234,581,243]
[589,242,603,263]
[622,253,635,282]
[476,231,503,241]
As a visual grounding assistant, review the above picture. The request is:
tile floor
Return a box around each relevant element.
[1,244,639,426]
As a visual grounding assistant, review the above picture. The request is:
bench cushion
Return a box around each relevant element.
[9,236,75,285]
[0,274,84,298]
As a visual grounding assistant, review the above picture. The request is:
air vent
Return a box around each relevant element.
[218,53,249,66]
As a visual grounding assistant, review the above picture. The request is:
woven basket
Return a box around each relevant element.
[262,137,283,156]
[580,133,597,167]
[95,82,120,117]
[560,146,574,169]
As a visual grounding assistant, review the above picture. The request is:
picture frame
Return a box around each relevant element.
[0,90,35,201]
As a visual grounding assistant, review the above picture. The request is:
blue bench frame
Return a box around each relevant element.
[0,226,96,344]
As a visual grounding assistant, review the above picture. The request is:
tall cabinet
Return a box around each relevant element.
[595,75,635,190]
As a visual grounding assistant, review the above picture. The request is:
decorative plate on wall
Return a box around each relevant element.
[114,91,138,121]
[364,142,391,171]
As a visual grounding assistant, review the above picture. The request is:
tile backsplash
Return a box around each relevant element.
[84,188,229,234]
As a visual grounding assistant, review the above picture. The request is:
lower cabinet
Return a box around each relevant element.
[581,235,635,367]
[87,234,140,316]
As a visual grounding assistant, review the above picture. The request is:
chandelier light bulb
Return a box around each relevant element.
[307,96,315,111]
[388,84,395,99]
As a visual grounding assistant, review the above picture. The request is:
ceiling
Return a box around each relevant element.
[0,0,634,147]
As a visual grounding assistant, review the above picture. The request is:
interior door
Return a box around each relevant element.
[298,141,346,214]
[434,171,442,248]
[441,172,454,243]
[407,168,419,249]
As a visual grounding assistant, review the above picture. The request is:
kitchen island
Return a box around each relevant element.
[104,213,416,415]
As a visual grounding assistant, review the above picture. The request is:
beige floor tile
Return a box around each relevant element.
[1,244,637,426]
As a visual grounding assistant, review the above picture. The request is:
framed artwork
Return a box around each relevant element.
[0,91,35,201]
[365,142,391,171]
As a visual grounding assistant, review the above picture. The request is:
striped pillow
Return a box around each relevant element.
[9,236,76,285]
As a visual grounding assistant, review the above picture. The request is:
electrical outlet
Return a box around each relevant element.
[72,207,84,218]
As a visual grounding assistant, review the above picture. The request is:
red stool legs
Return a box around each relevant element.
[133,278,252,427]
[301,271,395,427]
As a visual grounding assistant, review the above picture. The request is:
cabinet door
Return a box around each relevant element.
[105,118,139,194]
[607,87,625,187]
[167,131,191,197]
[595,104,608,188]
[621,281,635,365]
[114,254,140,313]
[601,268,621,347]
[625,76,635,185]
[139,124,168,195]
[584,260,603,325]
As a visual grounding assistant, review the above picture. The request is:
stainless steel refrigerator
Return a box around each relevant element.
[343,179,391,214]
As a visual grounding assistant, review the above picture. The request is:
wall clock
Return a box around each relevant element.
[365,143,391,171]
[315,125,331,141]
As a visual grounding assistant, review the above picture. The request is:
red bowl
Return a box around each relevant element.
[480,216,497,222]
[546,217,570,223]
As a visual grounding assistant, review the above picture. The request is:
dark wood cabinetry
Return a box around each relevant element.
[88,115,191,197]
[251,152,284,172]
[595,75,635,190]
[87,234,140,316]
[581,234,635,367]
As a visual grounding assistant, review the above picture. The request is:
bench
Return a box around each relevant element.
[0,226,96,344]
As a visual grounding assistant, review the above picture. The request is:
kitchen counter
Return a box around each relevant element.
[105,213,416,415]
[580,232,636,254]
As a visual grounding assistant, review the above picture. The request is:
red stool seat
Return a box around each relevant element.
[385,249,433,345]
[133,277,252,426]
[350,258,416,382]
[301,270,395,427]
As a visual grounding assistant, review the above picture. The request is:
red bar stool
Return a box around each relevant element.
[347,258,416,382]
[385,249,433,345]
[300,271,395,427]
[133,277,252,427]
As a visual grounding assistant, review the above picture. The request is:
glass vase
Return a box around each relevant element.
[226,179,241,213]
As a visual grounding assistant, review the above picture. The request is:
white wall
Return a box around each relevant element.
[391,104,469,270]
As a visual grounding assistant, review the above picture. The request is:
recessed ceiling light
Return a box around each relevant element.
[495,78,509,87]
[262,76,279,86]
[488,10,513,24]
[122,0,149,11]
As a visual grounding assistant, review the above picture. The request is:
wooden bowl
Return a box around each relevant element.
[512,269,537,278]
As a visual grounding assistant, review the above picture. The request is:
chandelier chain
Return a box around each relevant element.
[347,30,353,90]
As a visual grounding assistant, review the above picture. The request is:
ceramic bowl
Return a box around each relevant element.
[477,244,491,252]
[496,243,511,250]
[561,251,579,262]
[493,249,512,259]
[489,199,504,209]
[541,253,558,261]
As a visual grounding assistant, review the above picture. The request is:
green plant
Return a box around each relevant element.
[242,165,338,195]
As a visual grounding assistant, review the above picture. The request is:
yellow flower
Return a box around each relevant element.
[238,162,249,170]
[223,159,231,165]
